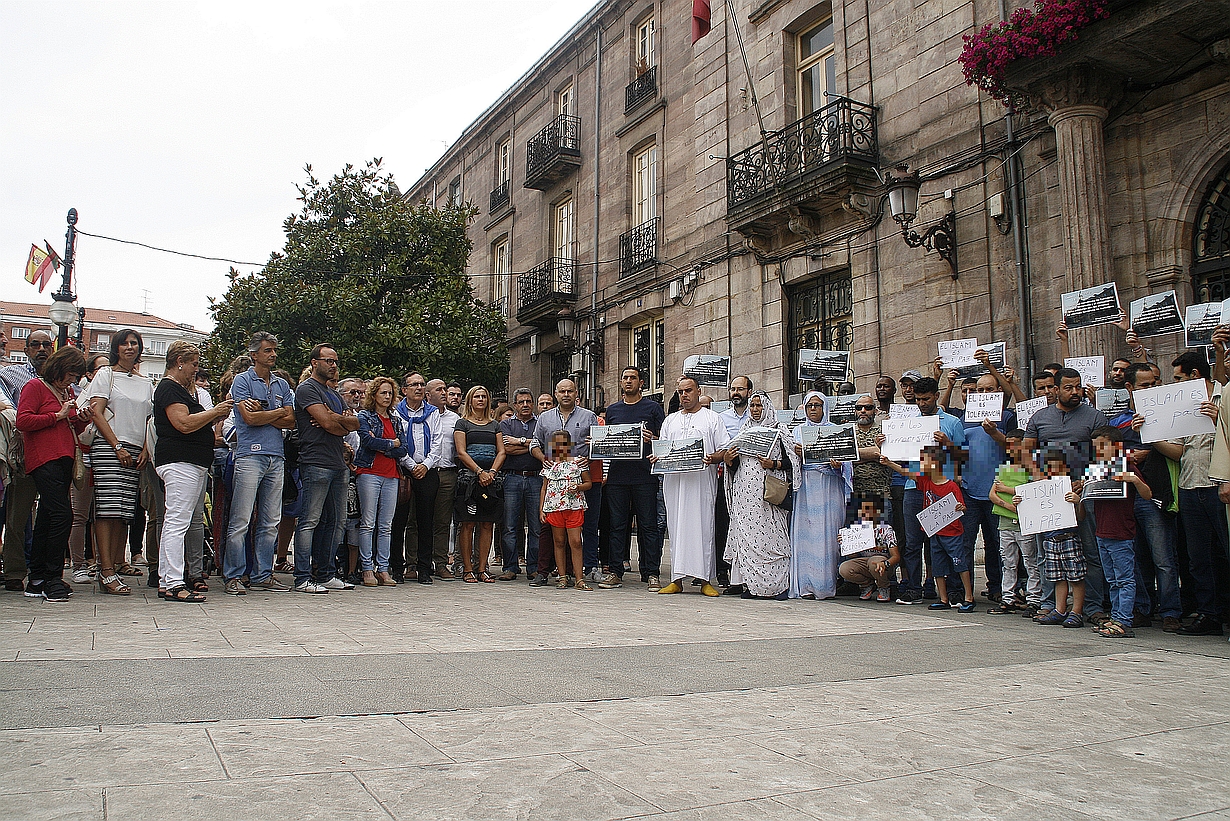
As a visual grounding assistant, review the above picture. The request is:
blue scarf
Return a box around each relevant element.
[396,398,436,459]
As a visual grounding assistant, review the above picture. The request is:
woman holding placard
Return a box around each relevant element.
[789,391,852,599]
[722,392,796,598]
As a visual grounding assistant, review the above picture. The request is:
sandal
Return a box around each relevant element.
[574,580,593,591]
[117,562,144,577]
[164,586,206,603]
[1096,620,1135,638]
[480,572,497,583]
[1062,612,1085,628]
[556,575,569,589]
[98,574,132,596]
[1037,609,1067,625]
[463,572,479,584]
[1087,611,1112,627]
[987,601,1020,615]
[189,578,209,593]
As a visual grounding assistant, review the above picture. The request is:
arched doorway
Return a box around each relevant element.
[1193,161,1230,302]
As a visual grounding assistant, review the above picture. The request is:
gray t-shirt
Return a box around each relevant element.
[294,378,346,470]
[1024,401,1109,472]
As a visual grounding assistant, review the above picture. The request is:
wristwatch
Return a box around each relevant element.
[520,437,527,445]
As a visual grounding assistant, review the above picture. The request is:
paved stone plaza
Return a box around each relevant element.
[2,576,1229,820]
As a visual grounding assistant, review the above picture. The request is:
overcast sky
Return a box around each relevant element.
[1,0,597,331]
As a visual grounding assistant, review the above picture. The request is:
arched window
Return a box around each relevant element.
[1193,161,1230,302]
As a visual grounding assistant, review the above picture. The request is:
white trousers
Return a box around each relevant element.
[156,462,209,590]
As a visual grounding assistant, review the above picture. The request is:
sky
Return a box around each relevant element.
[0,0,598,332]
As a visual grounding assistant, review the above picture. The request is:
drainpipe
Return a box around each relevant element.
[1001,0,1033,381]
[590,25,601,407]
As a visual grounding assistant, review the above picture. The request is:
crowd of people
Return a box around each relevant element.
[2,322,1230,644]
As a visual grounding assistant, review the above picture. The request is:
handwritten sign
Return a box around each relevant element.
[1130,291,1185,338]
[964,391,1004,423]
[917,492,963,537]
[1061,283,1121,330]
[880,416,941,463]
[939,338,979,369]
[1015,396,1048,431]
[1017,477,1077,536]
[888,403,921,418]
[1065,357,1105,388]
[1133,381,1215,443]
[838,522,876,557]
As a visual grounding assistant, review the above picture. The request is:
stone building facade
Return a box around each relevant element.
[406,0,1230,407]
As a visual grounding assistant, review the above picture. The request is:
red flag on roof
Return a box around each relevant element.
[692,0,711,44]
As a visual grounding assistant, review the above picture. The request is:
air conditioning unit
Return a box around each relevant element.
[668,279,682,301]
[571,352,586,373]
[530,334,539,359]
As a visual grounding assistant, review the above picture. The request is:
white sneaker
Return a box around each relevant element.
[587,568,604,582]
[293,581,329,594]
[71,568,93,584]
[322,577,355,590]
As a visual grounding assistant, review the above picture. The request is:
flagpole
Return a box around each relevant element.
[52,208,78,347]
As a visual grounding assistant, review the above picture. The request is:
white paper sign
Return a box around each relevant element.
[880,416,941,463]
[888,403,921,418]
[838,522,876,557]
[1015,396,1048,431]
[1133,381,1215,443]
[916,492,963,537]
[1017,477,1077,537]
[1064,357,1105,388]
[939,338,979,368]
[964,392,1004,423]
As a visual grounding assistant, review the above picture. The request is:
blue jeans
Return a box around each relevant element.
[604,481,664,580]
[294,465,348,586]
[224,455,284,583]
[582,484,603,571]
[1097,536,1137,625]
[358,474,398,572]
[962,495,1001,595]
[1178,486,1230,618]
[501,473,541,573]
[902,489,926,596]
[1132,498,1181,619]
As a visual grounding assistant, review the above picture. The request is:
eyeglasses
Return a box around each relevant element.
[345,389,363,395]
[314,358,339,366]
[27,341,54,349]
[805,402,824,409]
[405,381,426,388]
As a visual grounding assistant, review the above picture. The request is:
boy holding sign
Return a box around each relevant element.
[882,445,974,612]
[1018,451,1087,628]
[1087,427,1152,638]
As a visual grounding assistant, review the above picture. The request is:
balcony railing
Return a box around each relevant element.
[517,257,576,322]
[726,98,877,210]
[489,180,510,214]
[619,217,659,277]
[625,66,658,114]
[492,295,509,318]
[524,115,581,190]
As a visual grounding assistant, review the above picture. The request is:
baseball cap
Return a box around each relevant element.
[900,369,923,382]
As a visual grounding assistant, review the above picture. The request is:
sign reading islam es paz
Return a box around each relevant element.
[917,492,963,538]
[1064,356,1105,388]
[1061,282,1121,330]
[1132,381,1216,443]
[1016,477,1077,536]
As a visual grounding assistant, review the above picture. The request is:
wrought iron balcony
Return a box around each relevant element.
[489,180,510,214]
[492,295,509,319]
[625,66,658,114]
[516,257,576,325]
[619,217,659,277]
[524,115,582,190]
[726,97,879,237]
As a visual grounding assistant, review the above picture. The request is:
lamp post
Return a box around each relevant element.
[49,208,79,347]
[882,165,958,278]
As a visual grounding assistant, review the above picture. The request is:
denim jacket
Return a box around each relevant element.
[354,409,408,469]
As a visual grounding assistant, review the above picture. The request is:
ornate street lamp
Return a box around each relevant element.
[556,307,577,348]
[881,165,958,278]
[49,208,80,346]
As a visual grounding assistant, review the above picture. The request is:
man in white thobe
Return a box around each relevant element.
[654,376,731,597]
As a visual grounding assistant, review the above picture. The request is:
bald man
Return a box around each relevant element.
[532,379,600,578]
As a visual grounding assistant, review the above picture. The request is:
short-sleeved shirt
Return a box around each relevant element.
[541,459,588,512]
[603,397,666,485]
[1025,402,1109,473]
[455,418,500,470]
[154,378,214,468]
[917,474,965,537]
[991,464,1031,521]
[294,378,347,470]
[853,423,890,495]
[534,406,597,461]
[500,414,540,473]
[905,409,966,490]
[230,367,293,459]
[960,409,1016,500]
[1093,462,1139,540]
[81,366,153,446]
[1174,382,1222,489]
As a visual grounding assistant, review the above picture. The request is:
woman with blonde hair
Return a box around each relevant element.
[354,376,408,586]
[453,385,506,582]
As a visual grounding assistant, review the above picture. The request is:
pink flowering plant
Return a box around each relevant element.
[960,0,1110,104]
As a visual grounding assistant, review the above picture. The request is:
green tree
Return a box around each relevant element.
[205,159,508,389]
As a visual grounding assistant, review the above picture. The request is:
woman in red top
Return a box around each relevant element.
[355,377,409,587]
[15,345,91,602]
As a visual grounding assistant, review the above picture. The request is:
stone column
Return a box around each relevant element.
[1035,65,1123,357]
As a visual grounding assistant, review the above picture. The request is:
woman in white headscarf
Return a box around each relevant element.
[722,391,797,598]
[790,391,853,599]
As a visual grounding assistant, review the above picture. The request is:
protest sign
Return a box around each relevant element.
[938,338,979,369]
[798,349,850,382]
[800,423,859,464]
[683,355,731,387]
[1081,457,1129,501]
[964,392,1004,423]
[1184,303,1224,348]
[709,400,733,414]
[589,424,645,460]
[1094,388,1131,416]
[952,342,1007,379]
[917,492,963,537]
[1017,477,1077,536]
[825,394,868,424]
[1065,356,1105,388]
[728,426,780,460]
[1132,381,1215,443]
[889,403,921,418]
[1061,283,1121,330]
[838,522,875,557]
[880,416,941,463]
[651,437,706,474]
[1015,396,1047,431]
[1130,291,1185,338]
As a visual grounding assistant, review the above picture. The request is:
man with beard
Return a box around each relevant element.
[873,376,896,423]
[0,330,53,591]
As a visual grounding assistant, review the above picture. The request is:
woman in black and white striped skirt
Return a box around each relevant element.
[82,329,153,596]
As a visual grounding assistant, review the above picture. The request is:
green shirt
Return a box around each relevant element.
[991,464,1031,521]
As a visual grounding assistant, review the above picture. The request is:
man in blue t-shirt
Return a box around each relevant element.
[959,373,1017,603]
[598,366,666,590]
[224,332,296,595]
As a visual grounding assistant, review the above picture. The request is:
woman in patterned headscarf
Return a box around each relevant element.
[722,391,796,598]
[790,391,853,599]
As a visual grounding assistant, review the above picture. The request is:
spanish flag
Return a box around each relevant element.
[24,243,59,292]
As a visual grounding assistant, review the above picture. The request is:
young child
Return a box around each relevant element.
[539,430,593,590]
[1027,449,1087,628]
[1087,426,1150,638]
[838,495,901,603]
[987,430,1040,615]
[882,445,974,612]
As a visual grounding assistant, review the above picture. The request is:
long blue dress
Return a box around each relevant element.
[790,422,853,599]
